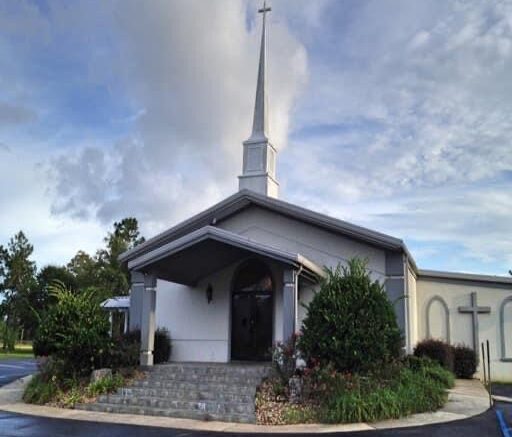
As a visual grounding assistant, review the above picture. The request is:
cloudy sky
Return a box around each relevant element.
[0,0,511,275]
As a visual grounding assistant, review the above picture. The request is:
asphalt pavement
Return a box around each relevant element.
[0,359,37,387]
[0,406,506,437]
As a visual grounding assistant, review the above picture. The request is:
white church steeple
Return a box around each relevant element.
[238,1,279,198]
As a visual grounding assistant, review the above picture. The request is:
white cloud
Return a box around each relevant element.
[50,0,307,233]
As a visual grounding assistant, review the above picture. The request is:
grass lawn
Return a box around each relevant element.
[0,343,34,360]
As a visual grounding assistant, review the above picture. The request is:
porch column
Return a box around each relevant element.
[140,273,157,366]
[129,271,145,331]
[283,269,298,342]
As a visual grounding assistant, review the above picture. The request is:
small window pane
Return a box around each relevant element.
[234,260,273,293]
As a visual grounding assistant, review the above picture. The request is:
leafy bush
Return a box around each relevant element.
[272,334,300,385]
[413,339,454,372]
[319,362,451,423]
[299,258,403,373]
[154,327,172,364]
[33,281,111,378]
[86,374,124,397]
[123,327,172,364]
[107,334,140,369]
[452,344,477,379]
[23,374,59,405]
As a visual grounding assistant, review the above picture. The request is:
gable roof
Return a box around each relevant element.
[127,225,323,285]
[121,190,413,268]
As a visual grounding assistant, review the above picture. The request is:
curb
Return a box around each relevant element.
[0,374,33,405]
[0,378,490,433]
[495,395,512,404]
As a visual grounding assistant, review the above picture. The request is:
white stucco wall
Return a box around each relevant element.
[417,277,512,381]
[218,205,387,281]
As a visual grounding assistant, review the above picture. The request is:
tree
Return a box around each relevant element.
[95,218,145,298]
[0,231,38,343]
[299,258,403,373]
[67,218,145,300]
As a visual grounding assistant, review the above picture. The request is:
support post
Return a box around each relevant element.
[140,273,157,366]
[129,271,145,331]
[283,269,298,343]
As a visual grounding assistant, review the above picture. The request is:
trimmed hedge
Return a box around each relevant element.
[414,339,478,379]
[413,339,454,372]
[299,259,403,373]
[452,344,477,379]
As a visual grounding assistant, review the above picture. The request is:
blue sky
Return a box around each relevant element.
[0,0,511,275]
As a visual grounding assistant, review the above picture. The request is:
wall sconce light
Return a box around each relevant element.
[206,283,213,304]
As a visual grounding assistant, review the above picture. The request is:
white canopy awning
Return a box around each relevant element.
[101,296,130,310]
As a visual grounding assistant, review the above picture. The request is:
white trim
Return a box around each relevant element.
[419,269,512,286]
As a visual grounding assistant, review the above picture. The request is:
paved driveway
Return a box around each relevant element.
[0,359,37,387]
[0,406,506,437]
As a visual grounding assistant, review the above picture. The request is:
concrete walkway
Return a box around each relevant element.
[0,378,490,433]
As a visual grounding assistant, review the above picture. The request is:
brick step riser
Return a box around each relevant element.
[148,367,271,377]
[98,395,254,415]
[76,403,255,424]
[129,380,257,393]
[144,374,263,384]
[116,387,254,403]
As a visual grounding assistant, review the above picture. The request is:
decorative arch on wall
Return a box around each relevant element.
[426,295,451,343]
[500,296,512,362]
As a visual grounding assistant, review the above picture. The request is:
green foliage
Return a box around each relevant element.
[299,258,403,373]
[317,361,451,423]
[124,327,172,364]
[23,374,59,405]
[0,231,38,342]
[108,334,140,369]
[33,281,111,378]
[413,339,454,372]
[154,327,172,364]
[272,334,300,385]
[86,374,124,397]
[452,344,478,379]
[0,320,18,352]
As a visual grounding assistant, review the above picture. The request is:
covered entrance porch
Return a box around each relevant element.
[126,226,322,365]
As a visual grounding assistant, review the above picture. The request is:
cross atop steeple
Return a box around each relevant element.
[238,1,279,198]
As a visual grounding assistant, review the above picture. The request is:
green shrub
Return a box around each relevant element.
[272,334,300,385]
[86,374,124,397]
[154,327,172,364]
[108,334,140,369]
[413,339,454,372]
[299,258,403,373]
[123,327,172,364]
[320,365,449,423]
[23,374,59,405]
[452,344,477,379]
[33,281,111,378]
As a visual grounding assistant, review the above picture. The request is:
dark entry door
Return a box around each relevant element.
[231,260,273,361]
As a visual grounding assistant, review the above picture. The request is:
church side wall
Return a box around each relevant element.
[217,205,387,280]
[417,277,512,380]
[407,266,419,348]
[154,259,284,362]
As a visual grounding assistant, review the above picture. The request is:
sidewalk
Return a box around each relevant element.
[0,377,490,433]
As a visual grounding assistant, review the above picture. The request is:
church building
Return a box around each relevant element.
[121,4,512,380]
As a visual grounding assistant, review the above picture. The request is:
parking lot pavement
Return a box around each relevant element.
[0,359,37,387]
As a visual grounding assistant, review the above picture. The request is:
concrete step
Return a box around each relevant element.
[144,372,265,385]
[76,402,256,423]
[129,379,257,394]
[79,362,270,424]
[149,363,271,377]
[98,394,254,415]
[116,386,255,403]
